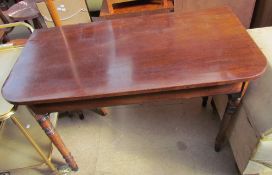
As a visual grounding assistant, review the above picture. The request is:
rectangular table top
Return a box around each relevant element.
[2,7,267,105]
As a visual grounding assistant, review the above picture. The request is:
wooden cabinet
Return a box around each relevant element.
[174,0,256,28]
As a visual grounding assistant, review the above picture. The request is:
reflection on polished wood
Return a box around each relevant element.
[2,7,266,105]
[2,7,267,170]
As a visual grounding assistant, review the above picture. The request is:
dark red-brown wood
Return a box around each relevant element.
[34,114,78,171]
[30,82,243,114]
[2,7,266,106]
[1,7,267,169]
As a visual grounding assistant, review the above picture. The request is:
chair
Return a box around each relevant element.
[0,0,43,42]
[0,22,59,174]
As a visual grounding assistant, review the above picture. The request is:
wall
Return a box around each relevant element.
[174,0,256,28]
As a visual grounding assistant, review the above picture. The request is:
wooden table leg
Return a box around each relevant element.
[34,114,78,171]
[214,94,241,152]
[214,82,249,152]
[97,107,109,116]
[92,107,109,116]
[210,98,217,113]
[32,17,43,29]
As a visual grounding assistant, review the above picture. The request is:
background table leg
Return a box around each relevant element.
[202,96,208,107]
[210,98,217,113]
[34,114,78,171]
[214,94,241,152]
[94,107,109,116]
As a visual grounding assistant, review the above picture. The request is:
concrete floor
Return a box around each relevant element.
[10,98,239,175]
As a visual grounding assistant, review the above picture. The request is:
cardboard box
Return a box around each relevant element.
[36,0,91,28]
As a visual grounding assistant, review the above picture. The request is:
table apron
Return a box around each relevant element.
[30,82,243,114]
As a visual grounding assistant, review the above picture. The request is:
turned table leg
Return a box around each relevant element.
[34,114,78,171]
[32,17,43,29]
[214,94,241,152]
[214,82,249,152]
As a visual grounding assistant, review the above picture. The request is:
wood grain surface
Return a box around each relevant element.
[2,7,267,105]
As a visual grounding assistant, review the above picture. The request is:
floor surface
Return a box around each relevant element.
[9,98,239,175]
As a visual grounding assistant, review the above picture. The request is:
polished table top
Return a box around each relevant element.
[2,7,267,105]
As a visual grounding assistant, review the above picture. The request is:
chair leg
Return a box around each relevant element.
[32,17,43,29]
[1,33,9,43]
[24,20,30,25]
[23,20,34,33]
[78,111,85,120]
[10,115,57,173]
[210,98,217,113]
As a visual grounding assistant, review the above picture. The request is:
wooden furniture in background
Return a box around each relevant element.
[2,7,267,170]
[0,0,43,29]
[106,0,168,14]
[99,0,173,20]
[174,0,256,28]
[251,0,272,28]
[0,0,43,43]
